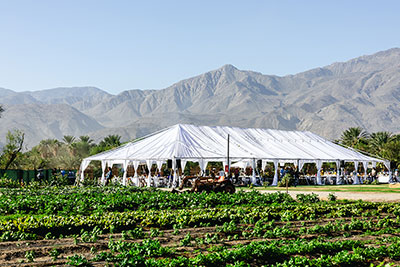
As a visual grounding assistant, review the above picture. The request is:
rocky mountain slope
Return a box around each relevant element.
[1,48,399,148]
[0,103,104,148]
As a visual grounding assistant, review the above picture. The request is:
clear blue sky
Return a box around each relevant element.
[0,0,399,94]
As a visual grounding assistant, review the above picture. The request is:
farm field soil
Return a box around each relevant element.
[2,187,400,266]
[1,217,399,266]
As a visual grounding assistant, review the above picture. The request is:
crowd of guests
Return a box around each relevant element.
[99,163,398,187]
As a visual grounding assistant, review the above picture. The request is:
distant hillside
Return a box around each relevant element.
[0,103,104,147]
[1,48,400,148]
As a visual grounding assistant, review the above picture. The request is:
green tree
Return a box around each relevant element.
[0,130,25,170]
[392,134,400,142]
[79,135,93,145]
[339,127,369,149]
[26,139,64,169]
[369,131,394,156]
[381,140,400,169]
[19,135,95,170]
[18,148,47,170]
[99,135,121,148]
[91,134,122,155]
[0,105,4,118]
[72,136,94,160]
[57,149,81,169]
[37,139,62,159]
[62,135,76,146]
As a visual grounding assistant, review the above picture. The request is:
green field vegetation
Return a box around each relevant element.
[1,186,400,266]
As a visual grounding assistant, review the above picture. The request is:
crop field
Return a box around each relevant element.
[1,187,400,266]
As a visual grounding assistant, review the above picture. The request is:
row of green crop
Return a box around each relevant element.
[11,214,400,244]
[1,203,400,241]
[218,216,400,239]
[2,186,400,219]
[179,217,400,243]
[64,237,400,266]
[0,187,296,215]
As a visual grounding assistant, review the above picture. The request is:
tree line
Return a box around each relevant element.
[0,105,123,170]
[337,127,400,168]
[0,132,122,170]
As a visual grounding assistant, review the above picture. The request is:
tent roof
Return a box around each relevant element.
[84,124,385,163]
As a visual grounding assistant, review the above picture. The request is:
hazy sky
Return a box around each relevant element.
[0,0,399,94]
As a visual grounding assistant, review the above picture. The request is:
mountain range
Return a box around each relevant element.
[1,48,400,148]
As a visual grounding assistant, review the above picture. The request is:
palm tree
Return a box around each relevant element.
[38,139,62,159]
[369,132,393,156]
[382,140,400,169]
[79,135,93,145]
[100,135,121,148]
[62,135,76,145]
[72,136,94,159]
[392,134,400,142]
[339,127,369,148]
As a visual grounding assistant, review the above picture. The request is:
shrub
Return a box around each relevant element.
[50,173,70,186]
[278,173,294,187]
[328,193,337,201]
[26,181,42,189]
[0,174,20,188]
[81,177,98,186]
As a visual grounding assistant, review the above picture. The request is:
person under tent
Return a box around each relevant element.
[105,167,112,186]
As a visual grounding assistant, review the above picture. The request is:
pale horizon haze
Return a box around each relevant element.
[0,0,399,94]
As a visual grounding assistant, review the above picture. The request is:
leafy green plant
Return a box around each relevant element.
[328,193,337,201]
[66,254,92,266]
[150,228,163,237]
[25,250,35,262]
[49,248,60,261]
[180,233,193,246]
[216,220,238,234]
[172,224,180,235]
[50,173,70,186]
[26,181,42,189]
[130,227,145,239]
[296,193,320,203]
[0,174,20,188]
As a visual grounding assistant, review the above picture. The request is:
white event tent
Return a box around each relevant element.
[79,124,389,186]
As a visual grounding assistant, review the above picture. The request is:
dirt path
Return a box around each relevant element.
[251,189,400,202]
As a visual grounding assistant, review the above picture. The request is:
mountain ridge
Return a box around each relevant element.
[1,47,400,148]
